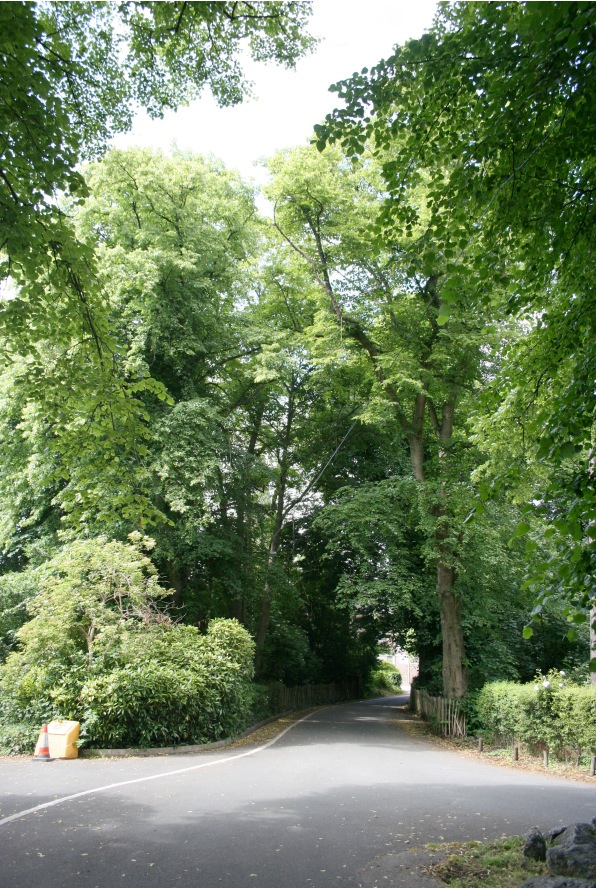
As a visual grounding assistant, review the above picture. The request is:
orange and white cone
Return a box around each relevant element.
[34,723,54,761]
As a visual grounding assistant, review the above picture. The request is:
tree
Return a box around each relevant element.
[316,0,595,669]
[265,144,505,696]
[1,0,315,277]
[0,1,315,528]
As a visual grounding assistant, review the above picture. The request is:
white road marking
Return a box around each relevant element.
[0,711,318,827]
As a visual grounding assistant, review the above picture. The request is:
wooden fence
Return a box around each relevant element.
[266,679,361,714]
[412,688,467,738]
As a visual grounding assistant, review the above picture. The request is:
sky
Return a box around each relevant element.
[113,0,438,184]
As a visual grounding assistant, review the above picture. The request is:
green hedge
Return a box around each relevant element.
[368,660,402,694]
[475,672,596,757]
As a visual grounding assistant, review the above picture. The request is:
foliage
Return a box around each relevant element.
[0,721,40,757]
[0,534,168,722]
[259,618,321,686]
[1,0,314,279]
[369,660,402,694]
[1,0,593,714]
[0,1,314,530]
[265,142,498,696]
[315,0,595,633]
[0,531,257,748]
[430,836,546,888]
[75,620,256,748]
[475,672,596,757]
[0,567,43,663]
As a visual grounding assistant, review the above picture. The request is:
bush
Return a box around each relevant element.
[367,660,402,694]
[0,536,258,750]
[67,621,256,748]
[475,671,596,758]
[0,721,40,756]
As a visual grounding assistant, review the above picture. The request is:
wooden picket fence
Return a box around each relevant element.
[412,688,467,738]
[266,679,361,714]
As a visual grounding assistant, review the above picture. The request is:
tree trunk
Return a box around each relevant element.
[254,385,295,672]
[408,393,426,483]
[253,537,280,673]
[231,406,265,626]
[438,563,467,698]
[435,395,468,698]
[590,606,596,686]
[166,560,185,610]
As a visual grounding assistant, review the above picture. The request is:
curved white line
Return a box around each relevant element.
[0,710,318,827]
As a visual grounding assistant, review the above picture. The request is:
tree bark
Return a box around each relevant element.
[408,393,427,483]
[166,560,185,610]
[254,384,295,672]
[438,564,468,698]
[434,394,468,697]
[231,405,265,626]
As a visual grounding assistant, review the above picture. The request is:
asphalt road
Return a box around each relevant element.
[1,696,594,888]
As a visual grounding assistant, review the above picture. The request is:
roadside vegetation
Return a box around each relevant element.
[0,1,593,752]
[427,836,546,888]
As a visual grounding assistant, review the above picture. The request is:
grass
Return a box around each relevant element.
[437,734,595,783]
[427,836,546,887]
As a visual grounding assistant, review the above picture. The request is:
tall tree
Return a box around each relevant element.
[1,0,315,282]
[0,1,314,527]
[266,145,497,696]
[316,0,595,668]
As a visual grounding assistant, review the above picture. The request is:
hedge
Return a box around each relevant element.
[475,672,596,758]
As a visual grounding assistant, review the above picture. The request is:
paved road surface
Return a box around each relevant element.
[1,696,594,887]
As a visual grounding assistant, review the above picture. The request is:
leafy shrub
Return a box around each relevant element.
[0,721,40,756]
[475,672,596,757]
[60,621,256,748]
[79,660,251,748]
[367,660,402,694]
[475,681,536,743]
[0,536,257,749]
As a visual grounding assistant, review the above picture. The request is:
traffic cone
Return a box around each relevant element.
[34,723,54,761]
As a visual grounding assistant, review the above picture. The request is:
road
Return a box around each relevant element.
[1,696,594,888]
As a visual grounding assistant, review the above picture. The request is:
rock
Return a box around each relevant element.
[547,823,596,879]
[525,827,547,861]
[519,879,596,888]
[544,827,568,845]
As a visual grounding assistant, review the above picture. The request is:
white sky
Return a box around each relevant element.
[113,0,438,183]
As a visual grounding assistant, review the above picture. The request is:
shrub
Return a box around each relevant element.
[0,721,40,756]
[475,672,596,758]
[475,681,536,744]
[65,621,256,748]
[368,660,402,694]
[0,535,258,749]
[78,659,252,748]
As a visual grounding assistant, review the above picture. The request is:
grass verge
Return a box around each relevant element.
[427,836,545,887]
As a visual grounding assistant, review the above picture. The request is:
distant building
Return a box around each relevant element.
[379,647,419,690]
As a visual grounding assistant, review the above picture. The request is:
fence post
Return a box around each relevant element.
[543,747,549,768]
